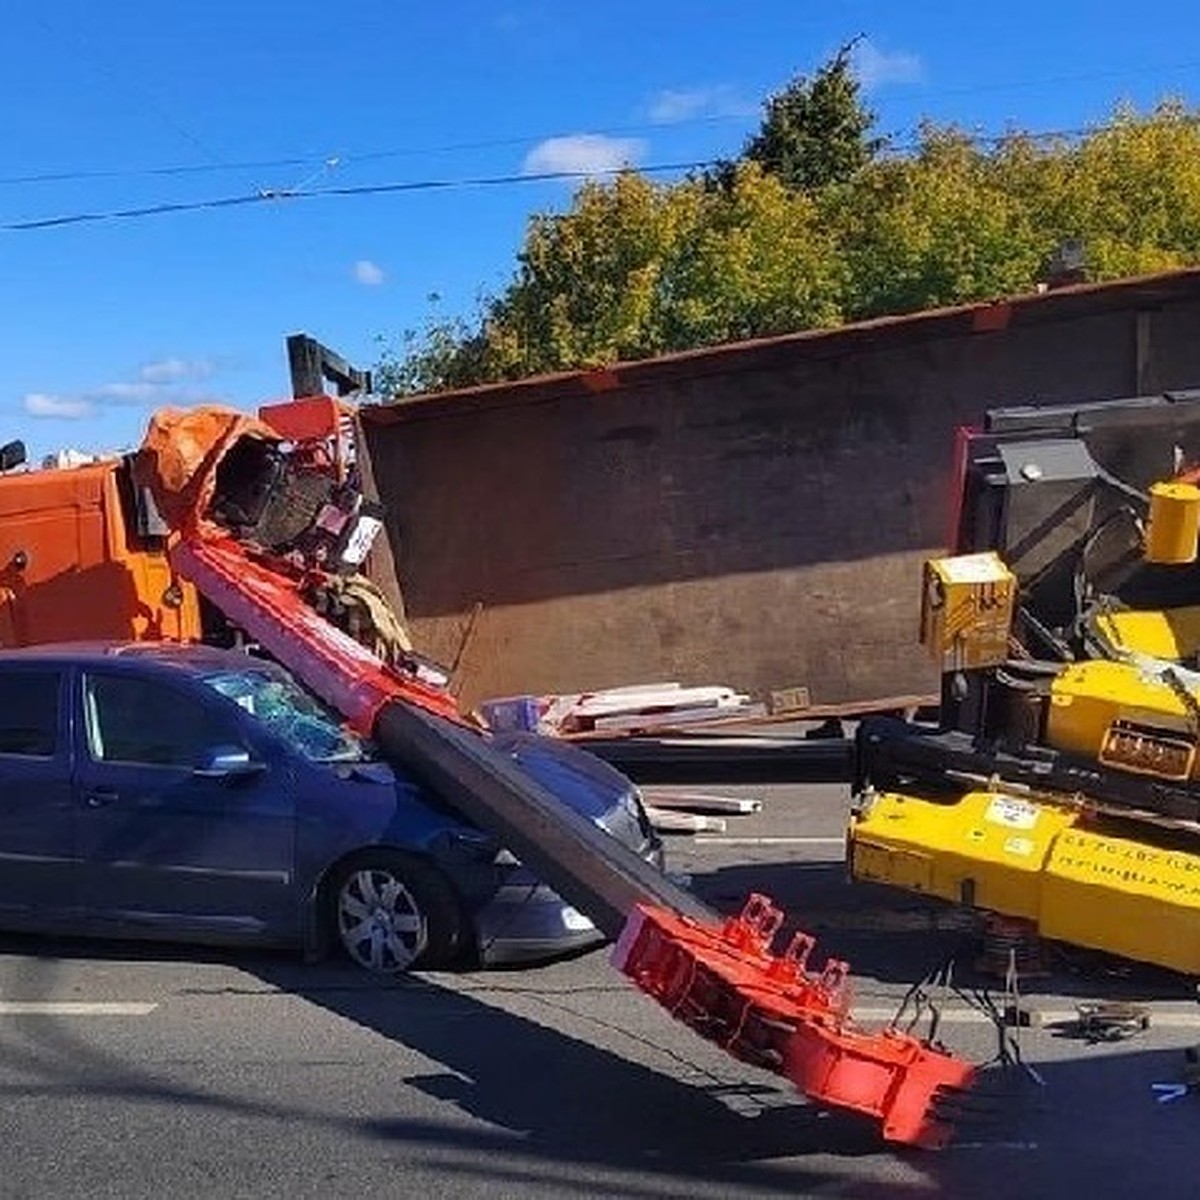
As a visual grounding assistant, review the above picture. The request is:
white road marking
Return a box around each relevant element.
[693,836,846,846]
[0,1002,157,1016]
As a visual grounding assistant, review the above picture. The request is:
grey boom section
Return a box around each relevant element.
[376,701,716,940]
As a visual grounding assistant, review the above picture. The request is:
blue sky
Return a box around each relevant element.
[3,0,1198,461]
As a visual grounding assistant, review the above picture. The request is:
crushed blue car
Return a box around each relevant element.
[0,642,663,973]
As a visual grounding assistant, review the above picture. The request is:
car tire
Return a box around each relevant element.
[329,851,466,974]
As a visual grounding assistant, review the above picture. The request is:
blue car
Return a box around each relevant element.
[0,642,663,973]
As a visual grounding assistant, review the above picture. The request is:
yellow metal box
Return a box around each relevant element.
[1041,827,1200,970]
[849,789,1072,923]
[920,553,1016,673]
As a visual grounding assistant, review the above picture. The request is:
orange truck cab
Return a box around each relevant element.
[0,456,201,648]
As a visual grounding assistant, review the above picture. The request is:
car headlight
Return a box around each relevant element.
[560,905,595,932]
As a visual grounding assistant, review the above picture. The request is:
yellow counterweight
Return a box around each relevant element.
[848,788,1200,975]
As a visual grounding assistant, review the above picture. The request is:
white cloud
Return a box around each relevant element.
[22,353,229,422]
[23,393,93,419]
[353,259,386,286]
[139,357,215,384]
[647,85,755,125]
[93,381,160,403]
[89,382,225,409]
[852,40,923,90]
[522,134,646,178]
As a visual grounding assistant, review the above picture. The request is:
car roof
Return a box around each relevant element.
[0,641,277,677]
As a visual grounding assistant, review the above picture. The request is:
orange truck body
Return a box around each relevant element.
[0,459,201,648]
[0,397,352,652]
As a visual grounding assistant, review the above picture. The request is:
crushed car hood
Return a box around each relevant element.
[489,730,658,852]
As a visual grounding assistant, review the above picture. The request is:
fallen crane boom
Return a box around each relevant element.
[147,396,977,1149]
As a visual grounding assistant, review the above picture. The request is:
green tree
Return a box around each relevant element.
[379,96,1200,397]
[376,309,493,396]
[832,124,1052,318]
[740,39,883,191]
[382,165,848,393]
[832,102,1200,320]
[1046,99,1200,279]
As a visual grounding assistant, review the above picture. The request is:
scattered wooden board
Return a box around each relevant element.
[641,790,763,815]
[592,703,764,734]
[643,806,728,834]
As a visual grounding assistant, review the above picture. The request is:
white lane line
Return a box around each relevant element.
[853,1007,1200,1028]
[693,836,845,846]
[0,1002,158,1016]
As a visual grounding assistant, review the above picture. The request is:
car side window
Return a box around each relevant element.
[84,673,238,768]
[0,670,60,757]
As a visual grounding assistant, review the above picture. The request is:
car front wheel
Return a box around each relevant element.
[331,851,465,974]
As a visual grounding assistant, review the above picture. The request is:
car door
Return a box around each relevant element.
[0,664,75,920]
[73,666,297,939]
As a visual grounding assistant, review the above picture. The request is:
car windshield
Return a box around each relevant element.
[200,666,368,763]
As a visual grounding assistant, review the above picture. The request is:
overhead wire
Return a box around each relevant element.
[0,116,739,191]
[4,100,1200,234]
[0,160,719,233]
[912,58,1200,101]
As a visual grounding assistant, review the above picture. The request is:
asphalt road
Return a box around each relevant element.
[0,782,1195,1199]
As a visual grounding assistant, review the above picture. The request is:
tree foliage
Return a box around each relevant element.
[740,39,882,191]
[379,81,1200,396]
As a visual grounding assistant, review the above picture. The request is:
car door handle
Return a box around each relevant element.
[82,789,118,808]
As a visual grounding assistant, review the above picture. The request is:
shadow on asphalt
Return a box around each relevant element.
[0,930,936,1196]
[0,929,1192,1198]
[932,1045,1199,1200]
[251,958,936,1198]
[689,859,1196,1003]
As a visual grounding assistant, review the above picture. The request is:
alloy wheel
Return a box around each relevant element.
[336,866,429,973]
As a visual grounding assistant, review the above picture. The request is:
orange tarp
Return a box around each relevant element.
[134,405,279,536]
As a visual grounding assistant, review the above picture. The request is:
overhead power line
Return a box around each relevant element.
[0,156,318,188]
[0,160,717,233]
[0,116,743,191]
[5,106,1200,235]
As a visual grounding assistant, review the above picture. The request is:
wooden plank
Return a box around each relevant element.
[769,685,811,713]
[571,685,745,719]
[592,702,765,733]
[643,806,728,834]
[641,790,763,815]
[575,692,938,737]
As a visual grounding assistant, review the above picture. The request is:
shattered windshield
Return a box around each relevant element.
[201,666,368,763]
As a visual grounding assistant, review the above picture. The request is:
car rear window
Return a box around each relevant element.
[0,670,60,756]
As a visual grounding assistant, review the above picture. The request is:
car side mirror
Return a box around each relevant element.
[193,745,267,781]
